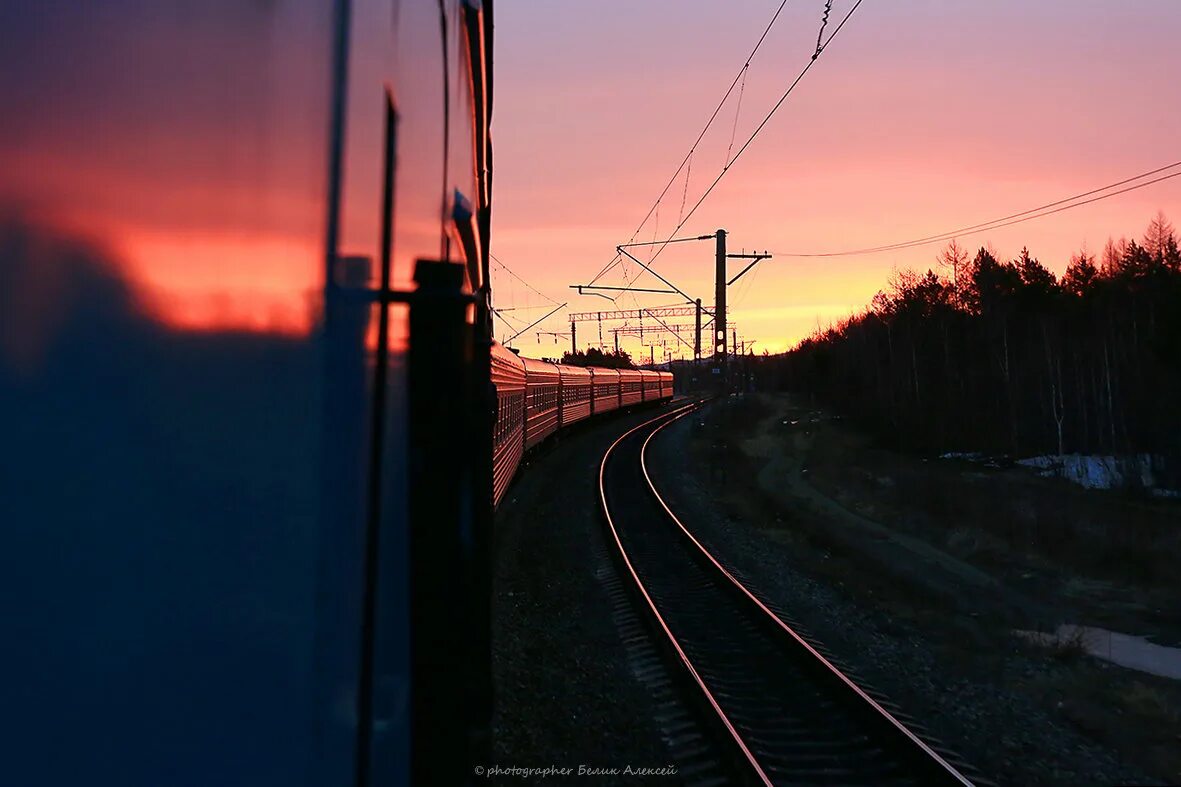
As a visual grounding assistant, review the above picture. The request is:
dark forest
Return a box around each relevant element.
[776,213,1181,487]
[560,347,637,369]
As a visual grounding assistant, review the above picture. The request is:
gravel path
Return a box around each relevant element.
[647,400,1152,786]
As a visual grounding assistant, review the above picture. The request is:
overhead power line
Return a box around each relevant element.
[490,253,560,305]
[504,302,569,345]
[619,234,715,248]
[493,304,556,313]
[774,160,1181,258]
[813,0,833,57]
[585,0,796,288]
[492,307,530,332]
[607,0,867,302]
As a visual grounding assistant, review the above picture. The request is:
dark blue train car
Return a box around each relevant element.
[0,1,494,785]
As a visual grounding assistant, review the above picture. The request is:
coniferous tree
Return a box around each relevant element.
[773,215,1181,486]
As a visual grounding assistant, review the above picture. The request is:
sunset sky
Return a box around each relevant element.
[490,0,1181,356]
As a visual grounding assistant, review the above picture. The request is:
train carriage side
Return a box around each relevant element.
[558,364,592,425]
[492,343,526,507]
[619,368,644,408]
[522,357,561,450]
[0,0,500,784]
[589,367,621,414]
[660,371,675,399]
[638,369,661,402]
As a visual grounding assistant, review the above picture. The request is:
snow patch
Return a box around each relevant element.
[1014,625,1181,681]
[1016,454,1156,491]
[939,451,985,461]
[939,451,1179,496]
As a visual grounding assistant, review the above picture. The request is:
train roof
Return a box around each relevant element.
[556,363,592,379]
[588,366,621,379]
[491,342,526,391]
[521,356,560,379]
[495,353,663,384]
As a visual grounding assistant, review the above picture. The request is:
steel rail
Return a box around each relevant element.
[599,404,774,786]
[640,407,976,786]
[599,403,980,785]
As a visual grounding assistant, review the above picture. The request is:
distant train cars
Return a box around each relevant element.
[558,364,593,425]
[619,368,644,408]
[522,357,561,449]
[491,344,674,506]
[591,367,621,415]
[491,344,527,507]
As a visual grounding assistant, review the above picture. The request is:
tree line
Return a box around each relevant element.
[560,347,636,369]
[775,213,1181,482]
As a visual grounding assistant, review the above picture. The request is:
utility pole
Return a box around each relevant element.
[569,230,768,387]
[714,229,727,368]
[694,298,702,365]
[649,345,655,366]
[614,331,620,355]
[570,321,576,355]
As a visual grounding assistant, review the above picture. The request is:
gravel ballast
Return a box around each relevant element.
[647,399,1152,786]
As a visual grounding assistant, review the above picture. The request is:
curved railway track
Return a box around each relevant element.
[599,403,979,786]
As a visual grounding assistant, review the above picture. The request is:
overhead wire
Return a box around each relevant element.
[585,0,796,288]
[678,151,694,224]
[607,0,867,302]
[813,0,833,58]
[733,248,764,308]
[504,301,569,345]
[724,65,749,167]
[490,252,560,305]
[490,252,573,344]
[492,306,530,329]
[774,161,1181,257]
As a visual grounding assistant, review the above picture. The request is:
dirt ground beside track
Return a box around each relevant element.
[656,392,1181,785]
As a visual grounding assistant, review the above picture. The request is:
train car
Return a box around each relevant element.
[522,357,561,450]
[590,367,622,414]
[639,369,662,402]
[619,368,645,407]
[558,363,593,426]
[0,1,494,785]
[660,370,675,399]
[492,344,527,505]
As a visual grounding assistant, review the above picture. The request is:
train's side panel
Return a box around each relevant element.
[590,367,621,414]
[0,4,341,785]
[332,2,492,782]
[492,344,526,507]
[619,368,644,408]
[0,0,497,782]
[558,364,593,425]
[639,370,661,402]
[522,357,560,450]
[0,1,494,784]
[660,371,675,399]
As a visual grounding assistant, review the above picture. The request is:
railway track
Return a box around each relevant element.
[599,404,979,786]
